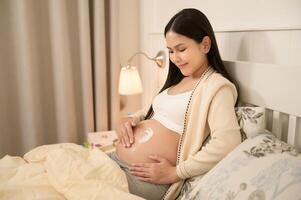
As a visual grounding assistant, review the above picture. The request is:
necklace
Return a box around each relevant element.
[176,66,215,164]
[161,66,214,200]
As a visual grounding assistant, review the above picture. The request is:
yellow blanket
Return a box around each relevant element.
[0,143,144,200]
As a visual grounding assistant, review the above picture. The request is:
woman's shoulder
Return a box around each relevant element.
[203,72,237,95]
[205,71,231,85]
[204,72,233,86]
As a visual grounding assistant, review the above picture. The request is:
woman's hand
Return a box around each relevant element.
[130,155,181,184]
[116,117,138,148]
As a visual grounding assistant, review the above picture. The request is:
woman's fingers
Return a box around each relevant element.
[131,171,150,178]
[117,117,137,147]
[119,126,127,147]
[121,124,129,147]
[125,122,134,144]
[123,122,134,147]
[118,137,122,146]
[121,126,129,147]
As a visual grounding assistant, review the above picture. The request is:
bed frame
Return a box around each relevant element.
[224,61,301,149]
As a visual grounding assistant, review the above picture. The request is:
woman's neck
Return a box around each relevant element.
[190,62,210,80]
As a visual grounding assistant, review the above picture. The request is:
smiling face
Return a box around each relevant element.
[166,31,211,78]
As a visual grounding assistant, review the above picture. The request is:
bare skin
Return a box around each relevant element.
[116,119,180,166]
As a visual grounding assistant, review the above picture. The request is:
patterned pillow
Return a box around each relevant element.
[235,106,266,139]
[176,132,301,200]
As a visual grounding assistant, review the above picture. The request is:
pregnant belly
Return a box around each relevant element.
[116,119,180,165]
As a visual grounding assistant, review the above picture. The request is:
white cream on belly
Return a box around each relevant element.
[138,127,154,144]
[130,127,154,152]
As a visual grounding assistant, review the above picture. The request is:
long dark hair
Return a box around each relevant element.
[145,8,238,119]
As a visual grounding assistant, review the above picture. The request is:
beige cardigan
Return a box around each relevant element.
[131,71,241,200]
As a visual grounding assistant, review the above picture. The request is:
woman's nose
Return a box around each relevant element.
[173,52,181,63]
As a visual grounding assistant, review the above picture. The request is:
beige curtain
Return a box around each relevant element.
[0,0,120,157]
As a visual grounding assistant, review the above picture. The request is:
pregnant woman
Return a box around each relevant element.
[109,8,241,200]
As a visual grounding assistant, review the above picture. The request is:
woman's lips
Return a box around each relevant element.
[178,63,188,68]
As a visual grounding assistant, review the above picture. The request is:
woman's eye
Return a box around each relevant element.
[168,48,185,54]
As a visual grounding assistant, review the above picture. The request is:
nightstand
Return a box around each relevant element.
[87,130,118,153]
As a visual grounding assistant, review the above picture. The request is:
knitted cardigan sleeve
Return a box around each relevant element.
[176,85,241,179]
[128,109,146,123]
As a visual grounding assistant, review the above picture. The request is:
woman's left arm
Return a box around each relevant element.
[176,85,241,179]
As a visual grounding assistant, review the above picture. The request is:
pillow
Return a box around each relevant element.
[235,106,266,139]
[176,132,301,200]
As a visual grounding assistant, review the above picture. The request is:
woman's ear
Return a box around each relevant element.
[200,36,211,53]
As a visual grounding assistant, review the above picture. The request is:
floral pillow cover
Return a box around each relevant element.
[235,106,266,140]
[176,132,301,200]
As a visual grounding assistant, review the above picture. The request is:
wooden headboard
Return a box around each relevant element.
[224,61,301,149]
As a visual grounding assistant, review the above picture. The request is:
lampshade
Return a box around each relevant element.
[118,65,143,95]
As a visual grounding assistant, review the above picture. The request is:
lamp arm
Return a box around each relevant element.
[127,51,155,65]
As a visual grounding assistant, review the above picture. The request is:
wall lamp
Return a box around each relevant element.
[118,50,166,95]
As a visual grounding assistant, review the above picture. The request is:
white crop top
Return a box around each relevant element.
[151,88,192,134]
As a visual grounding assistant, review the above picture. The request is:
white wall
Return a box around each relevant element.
[139,0,301,147]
